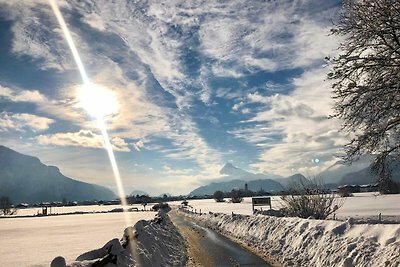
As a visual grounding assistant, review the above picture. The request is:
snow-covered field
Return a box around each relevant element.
[173,193,400,219]
[13,204,146,217]
[0,212,155,267]
[1,193,399,266]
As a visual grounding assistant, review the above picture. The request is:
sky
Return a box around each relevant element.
[0,0,349,195]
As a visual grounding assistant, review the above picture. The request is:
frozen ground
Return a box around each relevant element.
[0,212,155,267]
[181,210,400,267]
[172,193,400,219]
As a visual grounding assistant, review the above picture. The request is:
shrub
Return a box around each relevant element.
[280,179,343,219]
[230,189,243,203]
[152,202,170,211]
[338,188,354,197]
[213,190,225,202]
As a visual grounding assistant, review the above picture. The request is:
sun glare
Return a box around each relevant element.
[77,83,119,119]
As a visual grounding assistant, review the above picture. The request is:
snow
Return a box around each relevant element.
[63,211,186,267]
[13,204,146,217]
[172,193,400,219]
[181,210,400,267]
[131,212,186,266]
[2,193,399,266]
[0,212,155,267]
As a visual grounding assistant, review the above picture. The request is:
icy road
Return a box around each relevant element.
[169,211,271,267]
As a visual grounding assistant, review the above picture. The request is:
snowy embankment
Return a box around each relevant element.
[181,210,400,267]
[51,211,186,267]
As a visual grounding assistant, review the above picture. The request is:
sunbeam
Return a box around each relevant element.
[48,0,133,242]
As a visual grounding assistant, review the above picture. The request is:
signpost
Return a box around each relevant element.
[252,197,272,212]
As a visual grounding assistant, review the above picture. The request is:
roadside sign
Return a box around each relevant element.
[252,197,271,212]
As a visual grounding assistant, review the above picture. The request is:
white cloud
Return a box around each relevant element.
[82,13,106,31]
[232,101,244,111]
[0,84,84,125]
[1,0,340,106]
[37,130,130,152]
[0,1,77,70]
[132,139,145,152]
[0,85,47,103]
[195,0,339,76]
[231,67,348,176]
[153,115,222,169]
[0,0,344,193]
[0,112,54,132]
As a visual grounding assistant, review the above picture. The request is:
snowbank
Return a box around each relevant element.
[52,211,186,267]
[181,210,400,267]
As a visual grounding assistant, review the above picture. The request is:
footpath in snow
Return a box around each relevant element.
[180,209,400,267]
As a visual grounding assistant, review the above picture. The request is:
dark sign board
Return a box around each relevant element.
[252,197,271,211]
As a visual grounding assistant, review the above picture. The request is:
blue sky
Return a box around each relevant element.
[0,0,347,195]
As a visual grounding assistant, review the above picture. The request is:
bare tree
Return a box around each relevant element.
[0,196,17,215]
[280,179,343,220]
[328,0,400,193]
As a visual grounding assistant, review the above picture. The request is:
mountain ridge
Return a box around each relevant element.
[0,145,116,204]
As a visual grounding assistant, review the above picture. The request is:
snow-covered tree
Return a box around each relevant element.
[328,0,400,193]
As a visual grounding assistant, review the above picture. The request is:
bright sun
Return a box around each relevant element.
[77,82,119,119]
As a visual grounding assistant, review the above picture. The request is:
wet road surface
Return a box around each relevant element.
[170,211,271,267]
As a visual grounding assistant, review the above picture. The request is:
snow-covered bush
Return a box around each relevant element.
[230,189,243,203]
[280,180,343,219]
[213,190,225,202]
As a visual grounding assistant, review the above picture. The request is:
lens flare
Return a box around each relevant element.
[77,83,119,119]
[48,0,133,238]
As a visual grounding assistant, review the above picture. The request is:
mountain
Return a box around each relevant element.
[318,155,374,184]
[340,160,400,185]
[273,173,309,187]
[189,163,299,196]
[0,145,116,204]
[316,155,400,186]
[219,163,250,177]
[208,163,282,184]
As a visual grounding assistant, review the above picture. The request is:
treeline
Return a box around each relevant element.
[213,188,271,203]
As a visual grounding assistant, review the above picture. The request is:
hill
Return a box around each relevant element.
[0,145,116,204]
[316,155,400,186]
[318,155,374,184]
[340,161,400,185]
